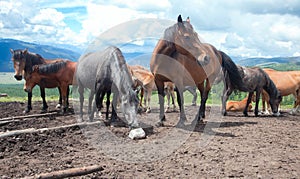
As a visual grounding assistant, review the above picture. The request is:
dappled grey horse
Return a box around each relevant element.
[75,46,140,128]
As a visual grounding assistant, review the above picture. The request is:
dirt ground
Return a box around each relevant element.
[0,101,299,178]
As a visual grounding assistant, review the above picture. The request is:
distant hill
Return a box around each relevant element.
[0,39,81,72]
[124,52,300,71]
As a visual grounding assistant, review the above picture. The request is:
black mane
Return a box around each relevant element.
[37,61,66,74]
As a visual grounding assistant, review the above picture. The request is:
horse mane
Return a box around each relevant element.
[24,51,45,73]
[261,68,280,98]
[111,47,139,102]
[220,51,249,91]
[37,61,67,74]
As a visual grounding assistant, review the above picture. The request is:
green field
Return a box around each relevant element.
[0,72,295,109]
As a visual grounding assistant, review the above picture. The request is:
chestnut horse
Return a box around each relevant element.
[221,59,282,117]
[262,68,300,114]
[226,95,254,112]
[24,60,77,113]
[10,49,69,113]
[128,65,155,113]
[150,15,245,126]
[128,65,195,113]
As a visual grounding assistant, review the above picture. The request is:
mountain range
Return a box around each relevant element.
[1,38,299,72]
[0,39,81,72]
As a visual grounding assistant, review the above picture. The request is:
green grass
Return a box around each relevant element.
[0,72,296,109]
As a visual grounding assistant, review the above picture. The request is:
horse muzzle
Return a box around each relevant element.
[197,55,210,66]
[24,87,32,93]
[14,75,23,81]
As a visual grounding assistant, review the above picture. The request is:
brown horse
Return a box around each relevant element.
[150,15,245,126]
[128,65,155,112]
[128,65,179,113]
[262,68,300,114]
[10,48,69,113]
[24,60,77,112]
[226,95,254,112]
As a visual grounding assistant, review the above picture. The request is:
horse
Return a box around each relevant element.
[262,68,300,114]
[23,60,77,113]
[10,49,70,113]
[128,65,196,113]
[226,95,254,112]
[127,65,155,113]
[76,46,139,128]
[221,56,282,116]
[150,15,243,126]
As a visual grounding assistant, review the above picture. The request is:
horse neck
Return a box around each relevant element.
[24,53,45,73]
[264,77,278,98]
[110,53,134,98]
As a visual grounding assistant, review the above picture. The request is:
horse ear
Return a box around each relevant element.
[186,16,190,23]
[23,48,28,55]
[10,49,14,54]
[177,15,183,23]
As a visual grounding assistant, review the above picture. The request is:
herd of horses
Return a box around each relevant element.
[10,15,300,129]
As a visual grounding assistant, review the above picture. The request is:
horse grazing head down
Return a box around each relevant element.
[10,48,28,80]
[162,15,209,66]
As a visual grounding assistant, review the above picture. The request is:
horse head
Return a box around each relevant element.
[163,15,209,66]
[10,48,28,80]
[23,65,41,93]
[268,79,282,116]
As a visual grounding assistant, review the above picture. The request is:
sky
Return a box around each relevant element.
[1,0,300,57]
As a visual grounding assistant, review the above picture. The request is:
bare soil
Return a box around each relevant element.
[0,101,299,178]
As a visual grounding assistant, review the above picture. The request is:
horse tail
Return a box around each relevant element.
[220,51,247,91]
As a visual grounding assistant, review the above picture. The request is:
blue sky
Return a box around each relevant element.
[1,0,300,57]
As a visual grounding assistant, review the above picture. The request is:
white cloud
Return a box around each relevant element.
[29,8,65,26]
[1,0,300,57]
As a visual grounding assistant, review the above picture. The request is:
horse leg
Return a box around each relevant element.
[175,86,186,126]
[200,80,211,118]
[243,92,254,117]
[61,85,68,114]
[78,85,84,121]
[56,87,62,109]
[24,92,33,114]
[88,90,95,121]
[261,91,266,114]
[105,90,111,120]
[170,89,176,111]
[95,84,105,118]
[146,88,152,113]
[140,87,144,108]
[221,87,233,116]
[40,87,48,113]
[111,90,119,126]
[165,88,171,113]
[155,80,166,126]
[188,86,197,106]
[66,86,70,108]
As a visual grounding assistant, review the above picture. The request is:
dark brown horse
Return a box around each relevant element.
[150,15,245,126]
[10,49,69,113]
[221,54,282,117]
[24,60,77,112]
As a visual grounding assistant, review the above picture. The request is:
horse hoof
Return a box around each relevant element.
[176,120,185,128]
[222,111,227,116]
[56,104,62,109]
[41,109,47,114]
[155,121,164,127]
